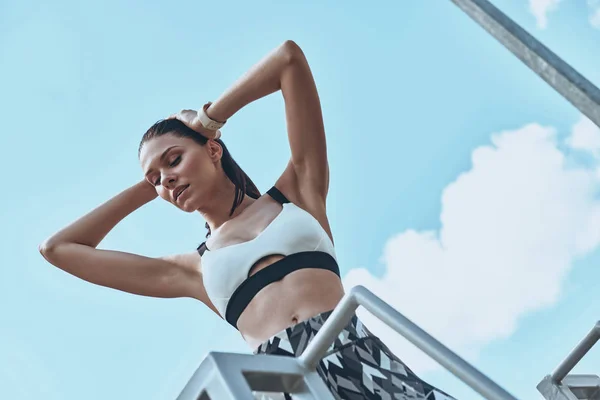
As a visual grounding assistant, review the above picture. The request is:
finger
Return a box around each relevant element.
[173,109,190,123]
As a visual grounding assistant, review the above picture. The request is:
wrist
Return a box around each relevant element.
[133,180,158,202]
[205,102,226,123]
[203,101,229,125]
[196,102,227,132]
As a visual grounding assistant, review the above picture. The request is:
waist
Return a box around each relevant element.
[237,269,344,349]
[253,309,368,356]
[224,251,340,328]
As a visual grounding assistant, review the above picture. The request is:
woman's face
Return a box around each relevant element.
[139,134,220,212]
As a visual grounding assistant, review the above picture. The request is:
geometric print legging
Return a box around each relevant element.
[253,310,457,400]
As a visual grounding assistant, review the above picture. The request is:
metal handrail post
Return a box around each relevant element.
[551,321,600,383]
[298,286,518,400]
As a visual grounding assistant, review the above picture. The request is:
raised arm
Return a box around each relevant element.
[207,40,329,204]
[39,181,217,313]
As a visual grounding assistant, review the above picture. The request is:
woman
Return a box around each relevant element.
[39,41,455,400]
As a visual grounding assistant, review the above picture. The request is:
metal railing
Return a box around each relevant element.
[177,286,517,400]
[449,3,600,395]
[450,0,600,128]
[537,322,600,400]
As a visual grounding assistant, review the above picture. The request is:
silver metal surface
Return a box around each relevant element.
[563,375,600,399]
[538,322,600,399]
[177,352,334,400]
[552,322,600,383]
[538,375,600,400]
[538,375,581,400]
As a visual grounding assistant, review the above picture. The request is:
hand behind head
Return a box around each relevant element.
[166,110,221,140]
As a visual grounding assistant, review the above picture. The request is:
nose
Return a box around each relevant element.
[161,174,177,190]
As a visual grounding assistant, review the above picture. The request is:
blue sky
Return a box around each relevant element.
[1,0,599,399]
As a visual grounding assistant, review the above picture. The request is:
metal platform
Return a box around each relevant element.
[537,322,600,400]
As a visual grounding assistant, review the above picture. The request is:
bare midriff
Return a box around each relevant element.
[235,254,345,350]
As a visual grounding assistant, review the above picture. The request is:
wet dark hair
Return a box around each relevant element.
[138,119,261,238]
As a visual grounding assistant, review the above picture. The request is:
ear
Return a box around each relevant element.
[206,139,223,163]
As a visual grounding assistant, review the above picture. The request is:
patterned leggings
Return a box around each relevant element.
[253,310,456,400]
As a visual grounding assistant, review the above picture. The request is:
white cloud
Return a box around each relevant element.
[528,0,600,29]
[529,0,562,29]
[589,0,600,28]
[343,117,600,374]
[566,114,600,157]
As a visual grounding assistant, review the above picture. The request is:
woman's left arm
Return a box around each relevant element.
[208,40,328,202]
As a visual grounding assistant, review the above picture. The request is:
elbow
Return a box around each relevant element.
[38,240,52,260]
[38,238,60,261]
[280,40,305,64]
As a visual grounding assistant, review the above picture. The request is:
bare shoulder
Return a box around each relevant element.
[158,251,220,316]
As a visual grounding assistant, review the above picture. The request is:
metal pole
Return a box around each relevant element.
[298,286,519,400]
[551,321,600,383]
[450,0,600,128]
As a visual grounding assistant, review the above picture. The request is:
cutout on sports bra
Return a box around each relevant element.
[247,253,285,277]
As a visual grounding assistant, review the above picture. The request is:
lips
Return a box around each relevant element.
[174,184,189,202]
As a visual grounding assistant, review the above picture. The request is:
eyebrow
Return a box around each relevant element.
[144,146,180,177]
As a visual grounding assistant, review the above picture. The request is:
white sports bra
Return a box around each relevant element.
[197,186,339,328]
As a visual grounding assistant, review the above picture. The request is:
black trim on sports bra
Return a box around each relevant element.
[197,241,209,256]
[267,186,290,205]
[224,251,340,329]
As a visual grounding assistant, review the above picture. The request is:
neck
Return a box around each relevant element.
[199,175,255,233]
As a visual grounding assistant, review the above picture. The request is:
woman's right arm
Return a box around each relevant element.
[38,181,215,310]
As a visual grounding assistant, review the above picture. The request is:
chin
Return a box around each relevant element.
[177,200,198,213]
[176,202,190,212]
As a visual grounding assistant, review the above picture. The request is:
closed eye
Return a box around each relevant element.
[169,155,181,167]
[152,155,181,186]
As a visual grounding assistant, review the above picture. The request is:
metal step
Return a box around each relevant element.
[537,322,600,400]
[563,375,600,400]
[538,374,600,400]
